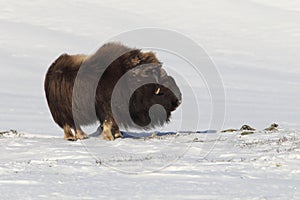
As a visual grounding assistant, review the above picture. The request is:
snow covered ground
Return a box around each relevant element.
[0,0,299,199]
[1,129,299,199]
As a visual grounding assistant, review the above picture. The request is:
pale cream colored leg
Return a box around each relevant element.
[64,124,76,141]
[75,129,89,140]
[100,120,114,141]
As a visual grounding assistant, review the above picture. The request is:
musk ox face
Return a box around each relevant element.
[128,75,181,128]
[44,42,182,141]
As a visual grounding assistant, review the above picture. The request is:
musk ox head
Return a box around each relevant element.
[113,63,182,129]
[44,42,182,140]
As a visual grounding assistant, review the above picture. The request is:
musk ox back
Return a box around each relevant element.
[44,42,182,140]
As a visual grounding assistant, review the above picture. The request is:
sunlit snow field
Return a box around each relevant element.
[0,0,299,199]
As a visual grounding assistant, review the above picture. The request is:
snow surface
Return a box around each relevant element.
[0,0,299,199]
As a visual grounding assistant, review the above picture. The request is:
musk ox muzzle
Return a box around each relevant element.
[44,42,182,140]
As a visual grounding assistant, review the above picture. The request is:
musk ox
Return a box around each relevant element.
[44,42,182,141]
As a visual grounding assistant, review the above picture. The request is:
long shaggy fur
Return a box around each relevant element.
[44,42,181,140]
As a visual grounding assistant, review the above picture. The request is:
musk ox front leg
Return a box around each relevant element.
[100,118,122,140]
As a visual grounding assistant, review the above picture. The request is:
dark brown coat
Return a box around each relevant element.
[44,42,181,140]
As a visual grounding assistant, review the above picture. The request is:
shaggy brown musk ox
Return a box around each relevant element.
[44,42,182,140]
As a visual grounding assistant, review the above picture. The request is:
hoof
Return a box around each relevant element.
[64,136,77,141]
[114,131,123,139]
[76,134,89,140]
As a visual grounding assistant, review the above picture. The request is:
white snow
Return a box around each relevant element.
[0,0,299,199]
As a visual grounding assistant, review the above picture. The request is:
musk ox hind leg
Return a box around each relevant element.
[63,124,76,141]
[100,119,123,140]
[75,128,89,140]
[64,125,88,141]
